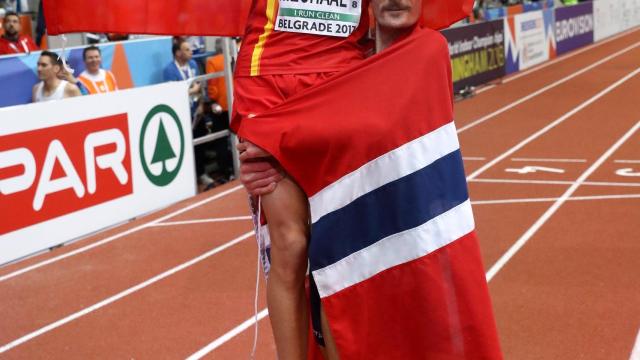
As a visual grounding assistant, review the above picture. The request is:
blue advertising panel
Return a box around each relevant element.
[442,20,506,92]
[555,2,594,55]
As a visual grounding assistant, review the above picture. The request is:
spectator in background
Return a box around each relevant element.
[32,51,81,102]
[78,45,119,94]
[163,38,201,111]
[206,49,229,117]
[192,99,233,189]
[0,11,38,55]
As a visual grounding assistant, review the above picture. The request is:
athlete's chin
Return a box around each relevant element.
[377,15,416,30]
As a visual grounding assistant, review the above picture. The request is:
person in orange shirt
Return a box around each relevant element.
[205,51,228,113]
[0,11,38,55]
[77,45,118,95]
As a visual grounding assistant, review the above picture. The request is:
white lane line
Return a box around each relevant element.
[472,194,640,205]
[149,216,252,227]
[0,185,244,283]
[486,120,640,282]
[186,309,269,360]
[467,67,640,181]
[615,160,640,164]
[630,327,640,360]
[0,230,255,354]
[511,157,587,163]
[470,178,640,187]
[457,41,640,134]
[475,27,640,94]
[463,156,486,161]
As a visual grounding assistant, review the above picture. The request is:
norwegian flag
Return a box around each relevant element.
[238,28,502,359]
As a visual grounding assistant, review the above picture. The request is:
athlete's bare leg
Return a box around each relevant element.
[239,141,340,359]
[261,176,310,360]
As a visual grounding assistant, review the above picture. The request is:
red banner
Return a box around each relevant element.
[43,0,252,36]
[0,114,133,235]
[44,0,473,36]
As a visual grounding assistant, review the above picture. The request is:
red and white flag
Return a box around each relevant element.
[237,28,502,359]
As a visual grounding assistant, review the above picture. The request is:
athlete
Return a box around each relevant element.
[232,1,371,358]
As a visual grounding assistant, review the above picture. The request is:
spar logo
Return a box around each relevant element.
[139,104,185,187]
[0,114,133,235]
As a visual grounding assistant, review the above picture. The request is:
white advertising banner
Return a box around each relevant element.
[513,10,554,71]
[594,0,640,41]
[0,81,196,264]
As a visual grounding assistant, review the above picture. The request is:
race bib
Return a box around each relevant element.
[275,0,363,38]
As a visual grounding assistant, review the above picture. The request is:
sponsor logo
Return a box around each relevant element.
[555,15,594,42]
[139,104,185,187]
[0,114,133,235]
[521,18,543,32]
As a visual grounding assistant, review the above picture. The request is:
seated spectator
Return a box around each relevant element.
[0,11,37,55]
[77,45,119,94]
[164,38,201,112]
[32,51,81,102]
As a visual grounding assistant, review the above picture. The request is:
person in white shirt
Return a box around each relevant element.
[32,51,81,103]
[77,45,119,95]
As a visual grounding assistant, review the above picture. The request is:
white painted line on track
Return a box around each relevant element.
[472,194,640,205]
[475,27,640,94]
[0,185,244,283]
[486,120,640,282]
[463,156,486,161]
[469,178,640,187]
[615,160,640,164]
[511,157,587,163]
[149,216,253,227]
[467,67,640,181]
[186,309,269,360]
[457,42,640,134]
[630,327,640,360]
[0,230,255,354]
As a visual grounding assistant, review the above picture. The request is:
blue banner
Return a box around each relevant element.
[555,2,594,55]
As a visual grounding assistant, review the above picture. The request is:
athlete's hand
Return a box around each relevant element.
[237,141,284,196]
[237,141,272,161]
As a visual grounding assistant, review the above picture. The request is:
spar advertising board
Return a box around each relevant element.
[504,9,556,74]
[0,81,195,264]
[442,19,506,92]
[594,0,640,41]
[555,2,594,56]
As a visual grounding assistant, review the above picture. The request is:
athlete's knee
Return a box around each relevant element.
[269,224,308,281]
[270,221,308,259]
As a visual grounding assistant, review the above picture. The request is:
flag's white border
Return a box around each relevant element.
[313,200,475,298]
[309,122,460,224]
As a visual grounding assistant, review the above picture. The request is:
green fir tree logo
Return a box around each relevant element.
[140,105,185,187]
[150,118,177,173]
